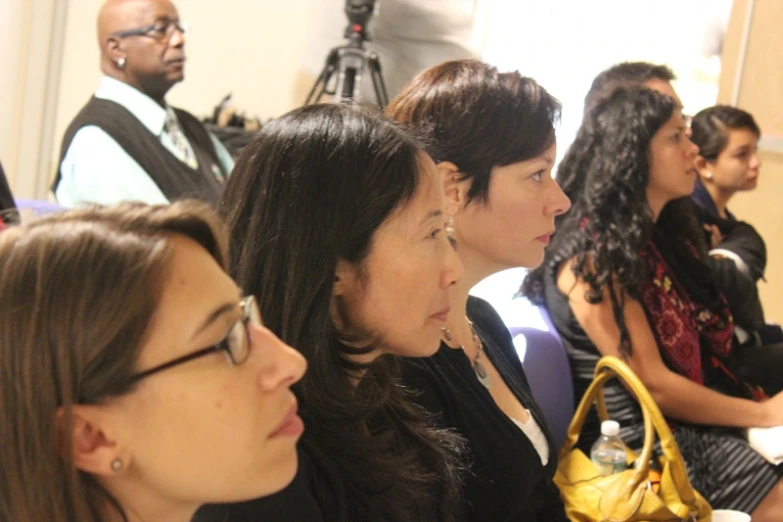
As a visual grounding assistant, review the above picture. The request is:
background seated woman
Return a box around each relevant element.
[690,104,783,361]
[523,86,783,522]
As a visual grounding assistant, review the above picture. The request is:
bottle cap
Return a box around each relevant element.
[601,420,620,437]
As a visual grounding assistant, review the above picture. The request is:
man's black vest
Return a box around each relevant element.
[53,97,228,206]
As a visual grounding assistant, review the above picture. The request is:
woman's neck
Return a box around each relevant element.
[445,244,502,344]
[101,488,197,522]
[704,183,733,219]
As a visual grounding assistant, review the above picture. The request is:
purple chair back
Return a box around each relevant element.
[15,199,64,217]
[508,306,573,448]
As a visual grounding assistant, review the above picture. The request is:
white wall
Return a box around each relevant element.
[470,0,730,326]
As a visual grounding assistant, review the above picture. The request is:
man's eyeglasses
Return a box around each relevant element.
[112,19,188,41]
[132,295,260,382]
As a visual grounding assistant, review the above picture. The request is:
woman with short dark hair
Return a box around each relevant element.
[388,59,571,522]
[691,104,761,221]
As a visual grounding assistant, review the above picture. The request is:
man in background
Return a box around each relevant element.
[53,0,233,207]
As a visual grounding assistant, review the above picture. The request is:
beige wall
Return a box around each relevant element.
[719,0,783,322]
[0,0,28,185]
[2,0,66,199]
[726,151,783,323]
[52,0,320,189]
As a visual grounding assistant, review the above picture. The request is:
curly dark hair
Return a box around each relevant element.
[523,85,703,355]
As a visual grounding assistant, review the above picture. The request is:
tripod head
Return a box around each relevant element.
[305,0,388,107]
[343,0,376,46]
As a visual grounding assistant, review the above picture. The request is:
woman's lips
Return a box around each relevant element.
[431,306,451,322]
[536,231,555,245]
[269,403,304,439]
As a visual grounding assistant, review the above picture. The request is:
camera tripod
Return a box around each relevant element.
[305,7,389,108]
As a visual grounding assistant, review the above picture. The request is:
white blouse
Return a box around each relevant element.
[511,409,550,466]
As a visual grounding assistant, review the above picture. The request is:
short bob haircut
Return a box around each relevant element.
[386,59,561,205]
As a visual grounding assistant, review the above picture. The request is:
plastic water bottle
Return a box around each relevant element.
[590,420,627,476]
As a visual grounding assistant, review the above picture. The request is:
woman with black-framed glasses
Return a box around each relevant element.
[0,200,306,522]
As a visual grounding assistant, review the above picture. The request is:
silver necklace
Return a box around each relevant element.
[442,318,492,389]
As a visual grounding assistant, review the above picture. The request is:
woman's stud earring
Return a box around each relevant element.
[111,458,123,472]
[445,217,458,252]
[445,216,455,236]
[117,57,126,69]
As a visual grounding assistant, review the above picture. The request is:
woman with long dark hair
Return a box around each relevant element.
[0,201,306,522]
[201,103,466,522]
[523,85,783,521]
[387,60,571,522]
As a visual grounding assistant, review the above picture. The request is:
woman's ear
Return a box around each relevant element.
[59,405,126,478]
[694,155,712,180]
[332,259,357,297]
[437,161,469,216]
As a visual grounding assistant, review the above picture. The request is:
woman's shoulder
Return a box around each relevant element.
[466,296,511,342]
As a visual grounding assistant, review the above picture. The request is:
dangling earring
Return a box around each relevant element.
[117,57,126,69]
[111,458,123,472]
[446,216,458,252]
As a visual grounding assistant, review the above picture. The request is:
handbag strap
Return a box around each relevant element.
[561,357,691,490]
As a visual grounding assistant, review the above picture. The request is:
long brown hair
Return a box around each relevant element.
[0,201,227,522]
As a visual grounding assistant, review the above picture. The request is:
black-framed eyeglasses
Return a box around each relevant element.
[111,19,188,41]
[132,295,259,382]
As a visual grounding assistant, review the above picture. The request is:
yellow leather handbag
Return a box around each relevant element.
[555,356,711,522]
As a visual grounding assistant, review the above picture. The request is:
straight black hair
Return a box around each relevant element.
[220,103,464,522]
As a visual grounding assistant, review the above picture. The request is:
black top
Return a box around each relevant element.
[400,296,568,522]
[53,97,227,206]
[690,199,767,330]
[0,161,18,225]
[193,447,325,522]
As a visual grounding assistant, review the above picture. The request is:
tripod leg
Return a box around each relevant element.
[367,53,389,108]
[305,50,339,106]
[339,68,357,101]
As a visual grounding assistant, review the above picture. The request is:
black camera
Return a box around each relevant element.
[343,0,377,41]
[305,0,387,107]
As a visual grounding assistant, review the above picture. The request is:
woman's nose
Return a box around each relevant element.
[250,324,307,391]
[442,237,465,289]
[546,179,571,217]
